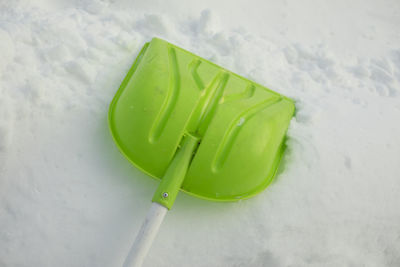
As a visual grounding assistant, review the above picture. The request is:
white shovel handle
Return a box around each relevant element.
[123,202,168,267]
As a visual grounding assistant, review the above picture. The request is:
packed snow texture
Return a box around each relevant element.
[1,0,400,266]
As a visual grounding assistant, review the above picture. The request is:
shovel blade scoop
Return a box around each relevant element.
[109,38,295,202]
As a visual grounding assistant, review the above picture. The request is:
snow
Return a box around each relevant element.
[1,0,400,266]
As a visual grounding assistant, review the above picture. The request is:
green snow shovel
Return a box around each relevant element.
[108,38,295,267]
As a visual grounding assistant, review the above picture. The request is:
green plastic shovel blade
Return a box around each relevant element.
[108,38,295,204]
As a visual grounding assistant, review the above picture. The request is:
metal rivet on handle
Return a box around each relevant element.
[162,192,168,198]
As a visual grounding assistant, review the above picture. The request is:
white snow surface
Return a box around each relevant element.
[1,0,400,266]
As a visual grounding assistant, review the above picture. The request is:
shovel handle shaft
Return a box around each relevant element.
[123,202,168,267]
[123,134,198,267]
